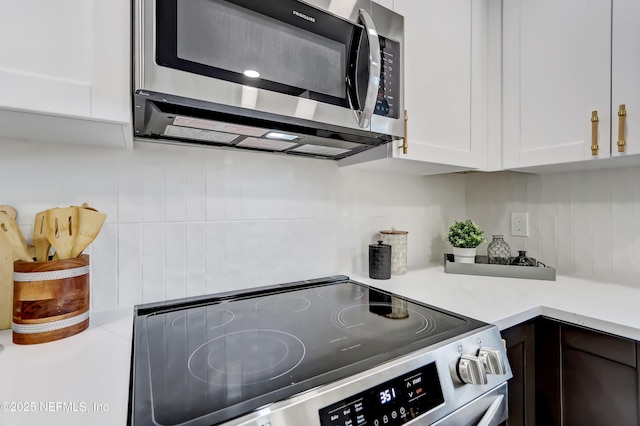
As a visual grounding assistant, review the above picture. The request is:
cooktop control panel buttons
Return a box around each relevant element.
[319,363,444,426]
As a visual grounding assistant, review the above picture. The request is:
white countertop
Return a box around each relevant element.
[2,266,640,425]
[0,309,133,426]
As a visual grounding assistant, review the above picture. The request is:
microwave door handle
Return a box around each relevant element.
[356,8,381,129]
[476,394,505,426]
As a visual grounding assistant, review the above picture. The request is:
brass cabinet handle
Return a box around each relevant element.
[617,104,627,152]
[399,109,408,154]
[591,110,599,156]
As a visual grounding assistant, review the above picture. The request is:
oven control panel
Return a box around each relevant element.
[374,36,401,120]
[318,363,444,426]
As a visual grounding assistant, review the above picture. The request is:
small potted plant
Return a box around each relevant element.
[447,220,485,263]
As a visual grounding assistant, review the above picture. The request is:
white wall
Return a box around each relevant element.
[6,139,640,310]
[1,140,466,311]
[466,168,640,286]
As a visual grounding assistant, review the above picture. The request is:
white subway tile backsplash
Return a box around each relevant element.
[468,166,640,288]
[117,164,142,223]
[204,222,227,294]
[164,157,187,223]
[141,222,165,303]
[539,174,557,274]
[204,151,229,222]
[90,161,119,225]
[610,168,633,284]
[6,137,640,312]
[589,170,612,282]
[90,222,118,311]
[164,222,187,300]
[239,155,264,220]
[185,154,207,222]
[117,222,142,307]
[570,171,592,278]
[185,222,206,296]
[220,221,246,291]
[555,173,573,275]
[141,151,165,223]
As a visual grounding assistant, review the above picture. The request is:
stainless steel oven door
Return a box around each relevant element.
[429,382,508,426]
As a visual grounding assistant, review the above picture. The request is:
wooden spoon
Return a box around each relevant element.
[70,205,107,258]
[32,210,51,262]
[45,207,79,260]
[0,211,33,262]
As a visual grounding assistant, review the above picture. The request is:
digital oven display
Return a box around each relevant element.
[318,363,444,426]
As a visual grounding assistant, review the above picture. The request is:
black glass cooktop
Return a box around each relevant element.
[128,276,486,425]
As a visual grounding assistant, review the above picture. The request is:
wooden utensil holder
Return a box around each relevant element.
[12,255,90,344]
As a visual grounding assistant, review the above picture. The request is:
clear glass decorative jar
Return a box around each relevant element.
[487,235,511,265]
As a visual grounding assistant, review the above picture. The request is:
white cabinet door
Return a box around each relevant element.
[0,0,132,148]
[0,1,93,117]
[611,0,640,157]
[340,0,488,173]
[393,0,487,169]
[502,0,611,169]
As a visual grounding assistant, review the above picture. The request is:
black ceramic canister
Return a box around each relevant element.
[369,240,392,279]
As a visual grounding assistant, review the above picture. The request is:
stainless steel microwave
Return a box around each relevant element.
[133,0,404,160]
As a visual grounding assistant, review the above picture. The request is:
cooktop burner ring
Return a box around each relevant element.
[333,303,438,341]
[254,295,312,313]
[170,307,235,330]
[317,287,364,300]
[206,335,291,375]
[187,329,306,386]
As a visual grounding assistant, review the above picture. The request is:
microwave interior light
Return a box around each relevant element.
[243,69,260,78]
[265,131,299,141]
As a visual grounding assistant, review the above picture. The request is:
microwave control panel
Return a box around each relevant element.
[375,37,401,119]
[318,362,444,426]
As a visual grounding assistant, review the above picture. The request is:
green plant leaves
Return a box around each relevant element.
[447,220,485,248]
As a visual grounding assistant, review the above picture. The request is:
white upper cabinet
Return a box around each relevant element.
[611,0,640,158]
[395,0,487,169]
[340,0,489,174]
[0,0,132,148]
[502,0,638,170]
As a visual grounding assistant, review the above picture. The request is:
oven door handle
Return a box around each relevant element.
[476,394,505,426]
[355,8,381,129]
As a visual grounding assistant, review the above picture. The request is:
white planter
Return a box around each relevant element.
[453,247,477,264]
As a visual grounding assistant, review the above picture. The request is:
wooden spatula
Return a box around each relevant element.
[32,210,51,262]
[70,205,107,258]
[45,207,79,260]
[0,205,18,330]
[0,211,33,262]
[0,205,17,221]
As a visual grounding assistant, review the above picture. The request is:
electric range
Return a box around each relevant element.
[128,276,512,425]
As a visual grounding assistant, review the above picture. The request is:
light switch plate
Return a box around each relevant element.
[511,212,529,237]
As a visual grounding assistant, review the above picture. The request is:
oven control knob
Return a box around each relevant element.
[478,347,507,375]
[456,355,488,385]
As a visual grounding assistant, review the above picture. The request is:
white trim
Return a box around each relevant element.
[12,311,89,335]
[13,265,90,282]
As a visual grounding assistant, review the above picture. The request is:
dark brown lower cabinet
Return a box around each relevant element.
[502,320,536,426]
[502,317,640,426]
